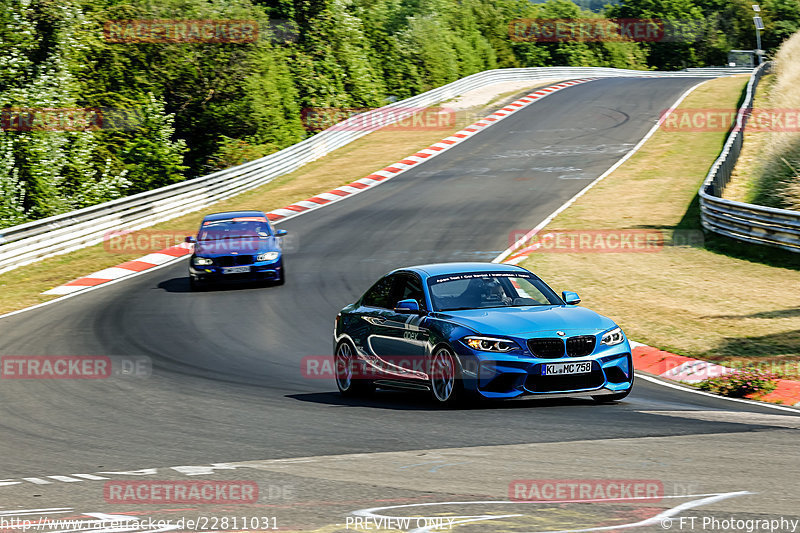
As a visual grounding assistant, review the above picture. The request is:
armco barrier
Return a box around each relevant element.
[0,66,752,274]
[699,62,800,253]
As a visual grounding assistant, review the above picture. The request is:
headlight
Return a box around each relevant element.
[462,336,519,353]
[193,256,213,266]
[600,327,625,346]
[257,252,280,261]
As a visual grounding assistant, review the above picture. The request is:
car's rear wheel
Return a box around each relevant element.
[429,346,464,406]
[335,341,373,396]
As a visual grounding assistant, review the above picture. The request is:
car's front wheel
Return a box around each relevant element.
[189,277,208,291]
[334,341,373,397]
[429,346,465,406]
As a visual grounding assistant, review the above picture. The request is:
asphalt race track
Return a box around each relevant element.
[1,77,799,533]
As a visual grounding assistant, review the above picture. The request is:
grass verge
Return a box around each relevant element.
[518,75,800,376]
[0,82,558,316]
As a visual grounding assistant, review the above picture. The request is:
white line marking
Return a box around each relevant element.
[83,267,136,280]
[493,78,714,264]
[316,192,344,201]
[71,474,109,480]
[135,253,176,265]
[0,507,72,516]
[293,200,322,209]
[336,186,363,194]
[41,285,88,295]
[47,475,81,482]
[352,492,751,533]
[635,373,800,413]
[20,477,52,484]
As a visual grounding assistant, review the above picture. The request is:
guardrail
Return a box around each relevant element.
[0,65,752,274]
[699,62,800,253]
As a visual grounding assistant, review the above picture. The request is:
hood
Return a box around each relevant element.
[195,236,281,257]
[438,305,616,336]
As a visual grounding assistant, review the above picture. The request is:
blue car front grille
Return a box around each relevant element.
[217,255,253,267]
[566,335,596,357]
[527,335,597,358]
[527,338,564,358]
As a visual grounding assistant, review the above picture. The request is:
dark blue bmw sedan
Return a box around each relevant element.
[186,210,287,290]
[333,262,633,405]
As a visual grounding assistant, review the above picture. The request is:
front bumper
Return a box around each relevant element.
[189,258,282,283]
[458,344,633,400]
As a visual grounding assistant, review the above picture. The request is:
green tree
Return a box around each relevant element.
[119,94,187,194]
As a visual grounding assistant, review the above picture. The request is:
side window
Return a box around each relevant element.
[395,274,427,310]
[361,275,396,309]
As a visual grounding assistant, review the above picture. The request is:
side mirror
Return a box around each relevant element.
[562,291,581,305]
[274,229,288,237]
[185,236,196,244]
[394,299,424,314]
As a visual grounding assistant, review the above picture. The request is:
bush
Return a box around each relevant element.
[697,368,779,398]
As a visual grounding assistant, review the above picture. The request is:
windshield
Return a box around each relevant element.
[198,218,271,241]
[427,272,562,311]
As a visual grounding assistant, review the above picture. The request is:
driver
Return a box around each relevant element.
[481,279,512,306]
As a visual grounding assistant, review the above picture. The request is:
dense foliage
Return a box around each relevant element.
[2,0,798,229]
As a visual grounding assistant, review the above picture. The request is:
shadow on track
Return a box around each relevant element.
[287,391,614,411]
[157,277,279,293]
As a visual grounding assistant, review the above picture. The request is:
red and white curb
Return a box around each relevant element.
[629,341,800,406]
[43,244,194,295]
[42,78,596,296]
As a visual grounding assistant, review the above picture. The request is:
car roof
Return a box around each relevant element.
[395,262,529,277]
[201,210,267,222]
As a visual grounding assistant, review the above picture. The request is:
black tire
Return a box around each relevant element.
[334,341,373,397]
[189,277,207,292]
[428,345,466,407]
[274,269,285,286]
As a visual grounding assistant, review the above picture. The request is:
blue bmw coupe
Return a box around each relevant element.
[333,263,633,405]
[187,210,287,290]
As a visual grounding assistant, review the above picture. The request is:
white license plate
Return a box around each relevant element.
[222,265,250,274]
[542,361,592,376]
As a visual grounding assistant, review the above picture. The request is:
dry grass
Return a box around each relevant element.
[728,31,800,209]
[0,83,556,316]
[518,75,800,374]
